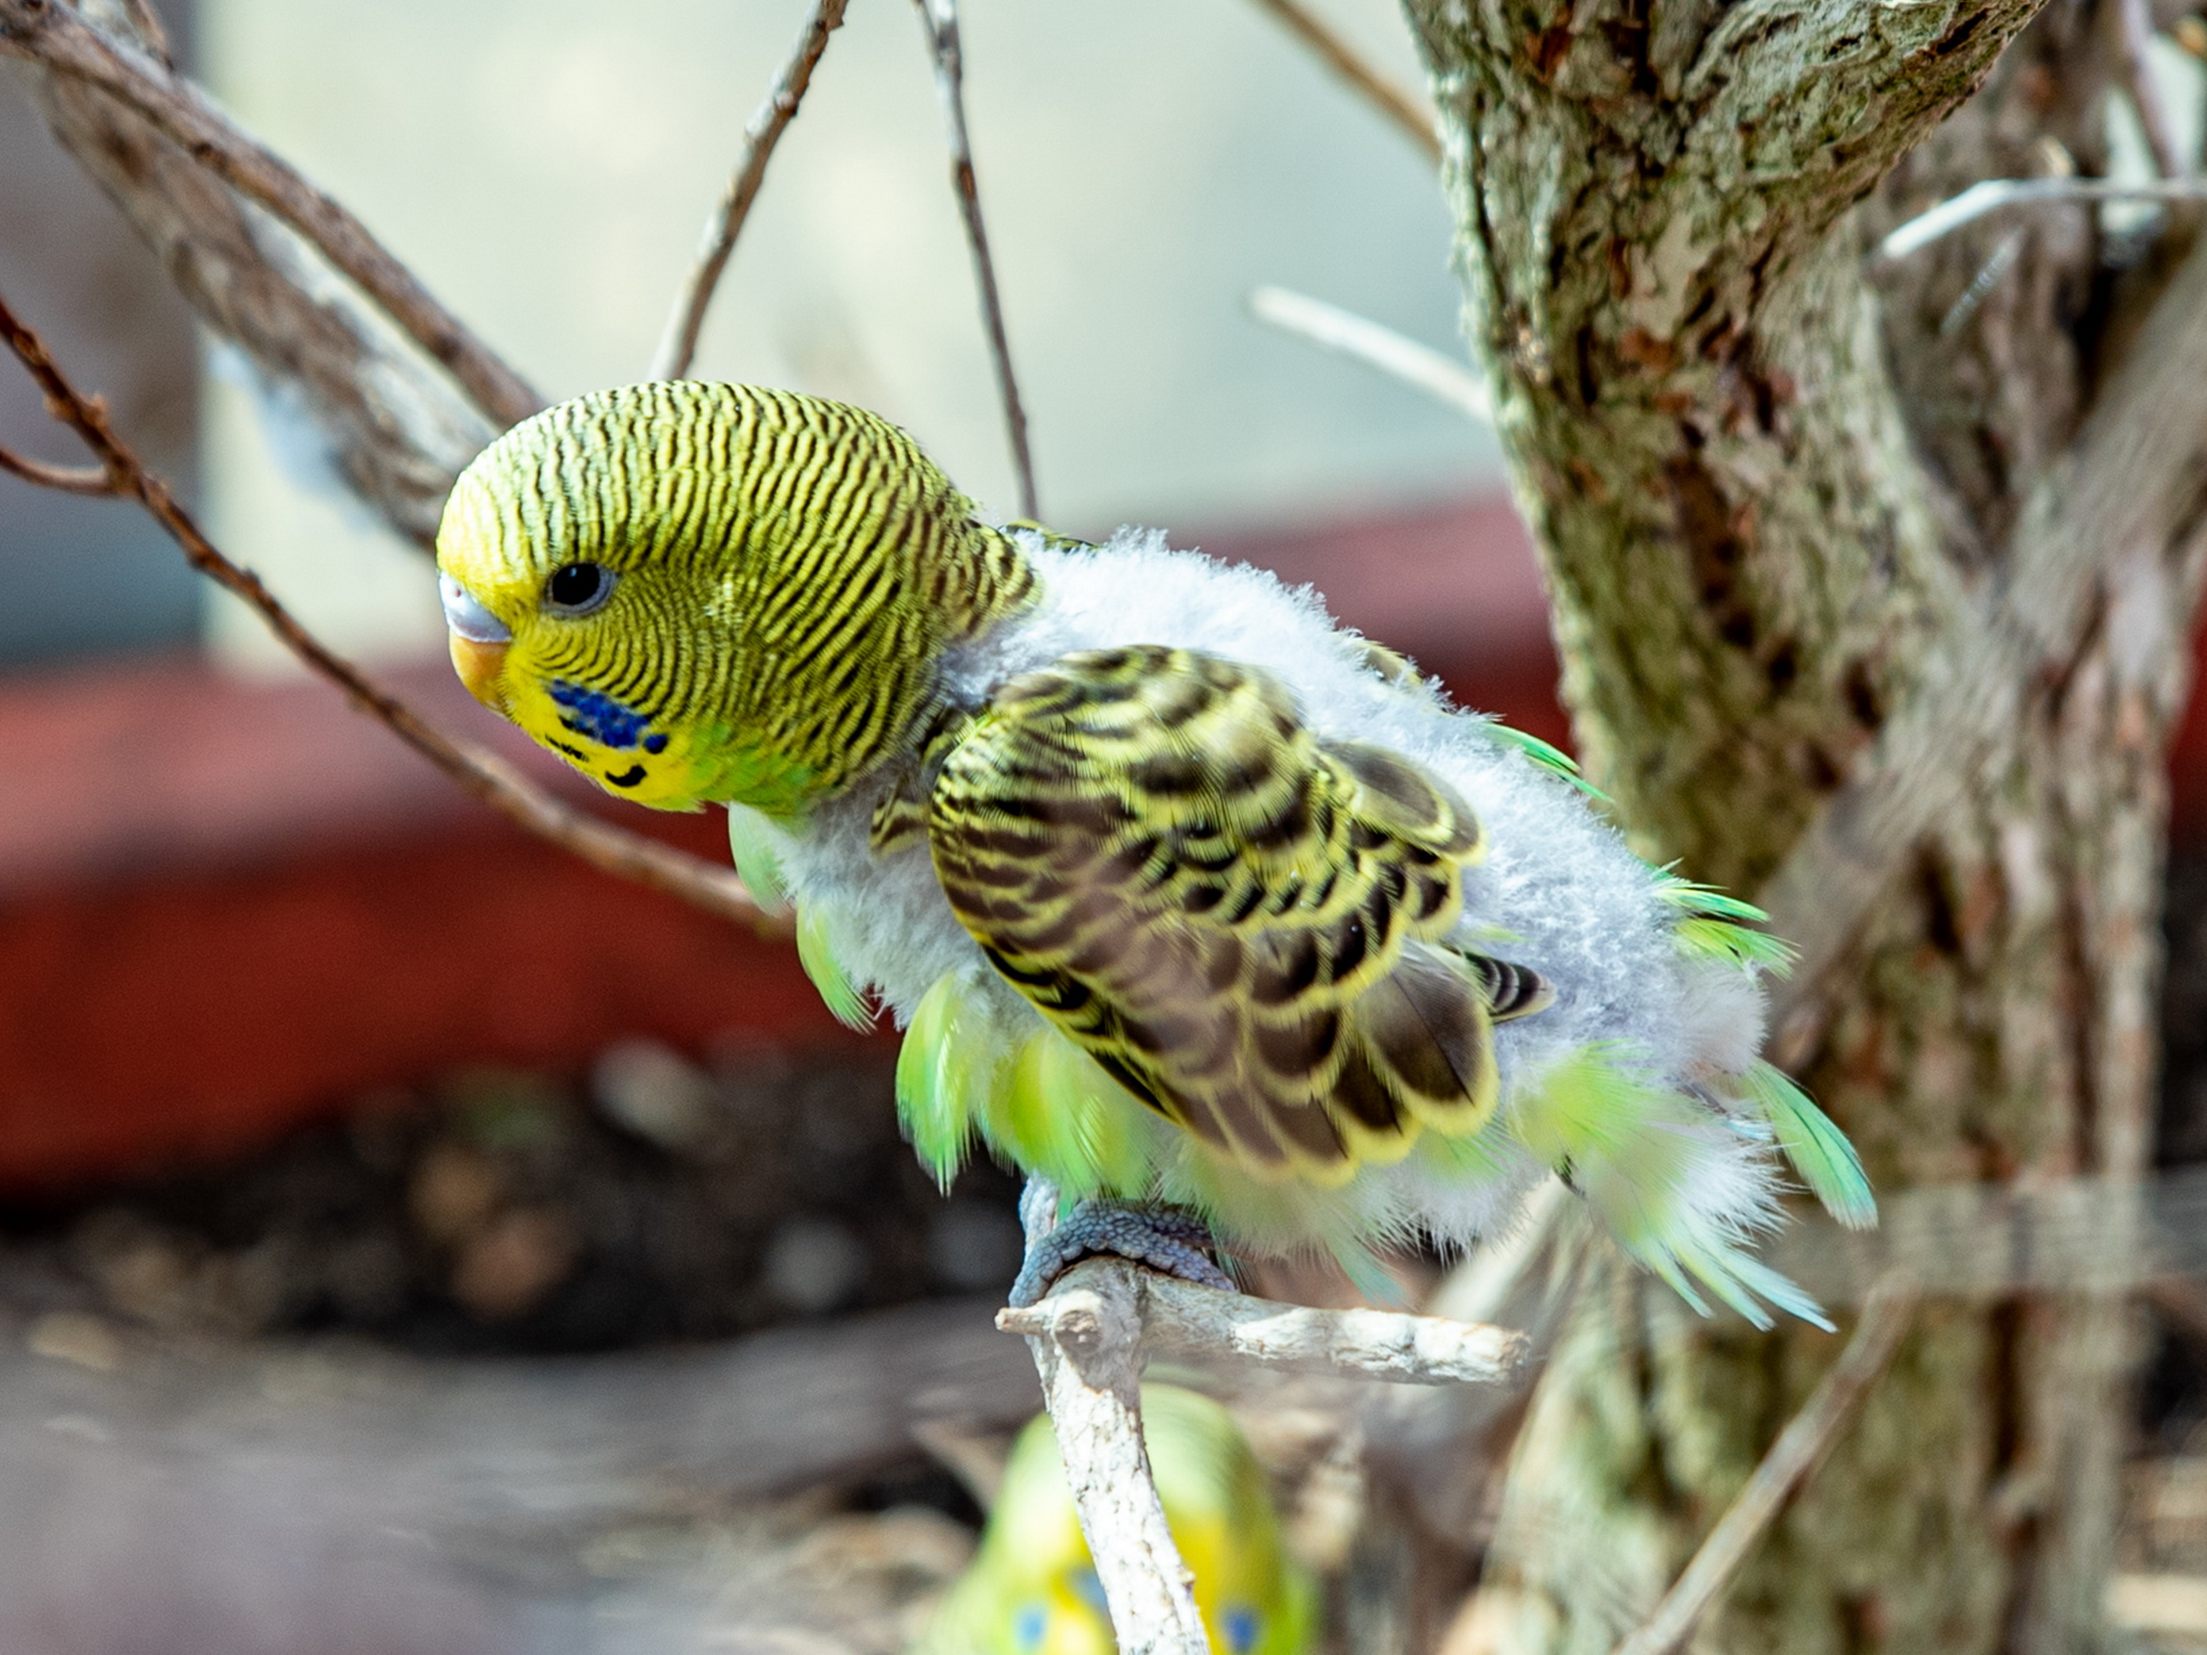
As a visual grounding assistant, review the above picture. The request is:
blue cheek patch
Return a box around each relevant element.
[1013,1604,1047,1650]
[1224,1606,1261,1653]
[548,681,661,753]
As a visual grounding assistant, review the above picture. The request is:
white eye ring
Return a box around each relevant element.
[545,561,616,616]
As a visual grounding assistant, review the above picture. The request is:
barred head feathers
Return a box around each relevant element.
[435,382,1037,813]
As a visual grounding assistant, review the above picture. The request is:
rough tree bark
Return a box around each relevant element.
[1402,2,2207,1651]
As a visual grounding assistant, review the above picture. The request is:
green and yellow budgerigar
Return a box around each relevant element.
[436,383,1874,1323]
[918,1385,1315,1655]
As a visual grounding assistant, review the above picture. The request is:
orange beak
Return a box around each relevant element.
[439,573,512,709]
[447,633,510,708]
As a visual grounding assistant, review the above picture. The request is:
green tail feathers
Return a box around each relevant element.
[1510,1044,1868,1332]
[896,973,987,1187]
[725,804,791,909]
[1742,1059,1878,1230]
[796,906,873,1031]
[1485,720,1610,802]
[1653,872,1800,974]
[895,972,1157,1199]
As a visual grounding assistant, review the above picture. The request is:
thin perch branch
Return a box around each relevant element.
[1609,1288,1915,1655]
[998,1268,1528,1387]
[1009,1263,1210,1654]
[0,444,117,495]
[650,0,851,382]
[1000,1259,1529,1653]
[0,289,779,935]
[911,0,1038,521]
[1247,285,1491,422]
[1874,176,2207,265]
[0,0,540,429]
[1244,0,1441,165]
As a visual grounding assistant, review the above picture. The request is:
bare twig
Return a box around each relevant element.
[0,444,117,495]
[1001,1258,1528,1653]
[650,0,851,382]
[0,290,779,934]
[1244,0,1441,165]
[1609,1288,1915,1655]
[1874,176,2207,265]
[15,0,489,548]
[1009,1262,1210,1654]
[2109,0,2189,179]
[999,1268,1528,1387]
[1248,285,1491,421]
[910,0,1038,521]
[0,0,540,429]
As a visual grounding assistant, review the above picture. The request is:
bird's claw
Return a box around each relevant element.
[1008,1186,1236,1308]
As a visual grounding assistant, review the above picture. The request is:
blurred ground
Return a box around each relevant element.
[0,1042,1021,1354]
[0,855,2201,1652]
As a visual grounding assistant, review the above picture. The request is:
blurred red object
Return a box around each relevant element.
[3,492,2200,1190]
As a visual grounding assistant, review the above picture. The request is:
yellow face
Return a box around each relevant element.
[432,382,1033,819]
[432,399,818,816]
[434,543,732,813]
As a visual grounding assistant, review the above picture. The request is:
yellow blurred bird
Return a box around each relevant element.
[917,1386,1316,1654]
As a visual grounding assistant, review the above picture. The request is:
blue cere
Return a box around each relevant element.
[549,680,658,752]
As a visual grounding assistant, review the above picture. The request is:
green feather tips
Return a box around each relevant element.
[795,905,873,1031]
[989,1030,1154,1202]
[896,974,983,1188]
[1654,873,1799,974]
[725,805,790,910]
[1511,1045,1834,1331]
[1743,1060,1878,1230]
[1485,720,1610,802]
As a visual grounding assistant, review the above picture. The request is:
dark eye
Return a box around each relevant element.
[545,561,614,615]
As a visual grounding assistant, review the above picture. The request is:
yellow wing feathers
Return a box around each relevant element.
[928,646,1520,1184]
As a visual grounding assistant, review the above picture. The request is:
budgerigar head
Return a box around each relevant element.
[436,382,1035,814]
[922,1386,1316,1655]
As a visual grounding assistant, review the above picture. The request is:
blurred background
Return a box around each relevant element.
[6,1,2207,1651]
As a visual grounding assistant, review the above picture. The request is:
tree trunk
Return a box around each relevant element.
[1401,2,2207,1649]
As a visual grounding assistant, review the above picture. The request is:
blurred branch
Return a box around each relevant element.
[1610,1288,1915,1655]
[0,444,117,495]
[650,0,851,381]
[9,0,492,547]
[2110,1574,2207,1638]
[2109,0,2189,178]
[1873,176,2207,265]
[1244,0,1441,165]
[1,1297,1035,1539]
[1247,284,1490,422]
[1001,1259,1528,1653]
[0,289,782,935]
[0,0,540,429]
[1766,235,2207,1053]
[911,0,1038,521]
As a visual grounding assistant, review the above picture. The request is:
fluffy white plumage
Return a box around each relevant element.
[752,529,1820,1317]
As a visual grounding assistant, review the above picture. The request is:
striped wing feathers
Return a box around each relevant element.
[928,645,1508,1182]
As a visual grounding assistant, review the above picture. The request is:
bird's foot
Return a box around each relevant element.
[1009,1180,1236,1308]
